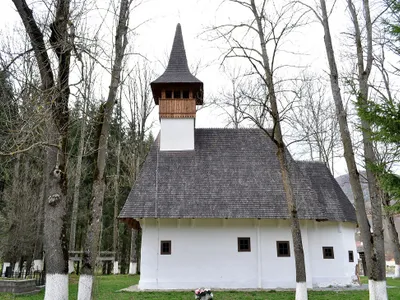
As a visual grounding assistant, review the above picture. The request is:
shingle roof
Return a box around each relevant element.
[151,24,203,105]
[297,161,356,222]
[119,129,356,222]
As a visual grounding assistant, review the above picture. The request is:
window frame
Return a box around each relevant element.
[276,241,291,257]
[160,240,171,255]
[348,250,354,262]
[322,246,335,259]
[237,237,251,252]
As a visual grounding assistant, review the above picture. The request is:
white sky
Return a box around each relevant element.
[0,0,395,177]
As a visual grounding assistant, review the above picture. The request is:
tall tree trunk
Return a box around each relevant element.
[12,1,72,299]
[127,128,142,276]
[129,229,138,274]
[33,158,46,271]
[78,0,131,298]
[347,0,387,297]
[22,156,34,272]
[318,0,375,296]
[382,192,400,277]
[43,116,69,300]
[386,213,400,277]
[112,139,121,274]
[6,154,21,264]
[69,97,89,268]
[249,1,307,298]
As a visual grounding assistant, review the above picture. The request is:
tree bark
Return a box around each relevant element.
[248,1,307,297]
[112,138,121,274]
[129,229,138,274]
[347,0,387,296]
[12,0,72,299]
[382,192,400,277]
[318,0,374,283]
[78,0,131,298]
[69,99,89,253]
[33,157,46,266]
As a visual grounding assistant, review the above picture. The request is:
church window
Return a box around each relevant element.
[276,241,290,257]
[237,237,251,252]
[322,246,334,259]
[161,240,171,255]
[173,90,181,99]
[348,250,354,262]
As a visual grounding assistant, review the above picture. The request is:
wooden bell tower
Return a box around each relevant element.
[151,24,203,151]
[159,89,196,119]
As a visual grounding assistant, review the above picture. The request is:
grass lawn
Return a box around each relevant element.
[0,275,399,299]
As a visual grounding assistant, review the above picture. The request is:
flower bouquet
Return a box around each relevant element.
[194,288,213,300]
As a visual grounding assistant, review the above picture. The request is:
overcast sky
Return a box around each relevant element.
[0,0,383,177]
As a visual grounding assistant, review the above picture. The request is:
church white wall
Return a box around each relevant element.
[259,219,296,288]
[307,221,357,287]
[160,118,194,151]
[138,218,357,290]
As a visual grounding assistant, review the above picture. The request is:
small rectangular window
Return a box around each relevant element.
[161,240,171,255]
[277,241,290,257]
[173,90,181,99]
[348,250,354,262]
[182,90,190,98]
[165,90,172,99]
[323,246,334,259]
[238,237,251,252]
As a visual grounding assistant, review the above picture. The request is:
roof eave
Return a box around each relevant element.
[151,81,204,105]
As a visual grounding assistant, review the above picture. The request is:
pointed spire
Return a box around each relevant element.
[151,24,203,105]
[165,23,190,74]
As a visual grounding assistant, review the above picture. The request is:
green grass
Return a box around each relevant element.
[0,275,399,299]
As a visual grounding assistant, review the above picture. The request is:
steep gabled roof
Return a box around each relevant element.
[151,24,203,104]
[119,129,356,222]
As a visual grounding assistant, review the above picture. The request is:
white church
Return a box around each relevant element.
[119,23,358,290]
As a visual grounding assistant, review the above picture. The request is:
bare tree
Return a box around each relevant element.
[11,1,73,299]
[112,82,123,275]
[347,0,386,295]
[69,39,100,269]
[288,73,341,175]
[0,42,48,272]
[78,0,132,298]
[371,36,400,278]
[301,0,386,297]
[212,66,246,128]
[211,1,309,298]
[122,59,155,274]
